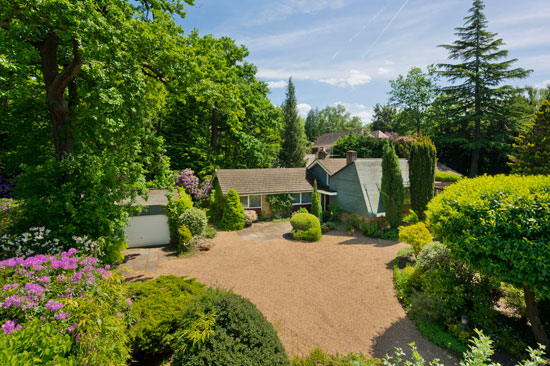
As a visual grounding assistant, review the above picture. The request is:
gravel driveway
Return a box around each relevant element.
[123,222,455,364]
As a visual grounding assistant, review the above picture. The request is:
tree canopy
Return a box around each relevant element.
[279,78,306,167]
[304,105,363,142]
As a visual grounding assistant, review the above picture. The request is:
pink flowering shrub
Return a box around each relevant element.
[175,169,212,205]
[0,249,131,365]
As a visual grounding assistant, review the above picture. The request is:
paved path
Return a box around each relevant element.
[120,222,456,364]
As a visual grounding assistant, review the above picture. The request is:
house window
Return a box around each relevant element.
[240,195,262,209]
[291,192,313,205]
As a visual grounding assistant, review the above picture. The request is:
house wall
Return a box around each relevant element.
[328,164,369,216]
[309,164,329,186]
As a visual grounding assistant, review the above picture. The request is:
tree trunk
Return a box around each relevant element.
[39,33,82,162]
[211,103,218,152]
[524,286,549,346]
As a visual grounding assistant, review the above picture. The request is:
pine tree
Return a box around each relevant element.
[311,180,322,223]
[409,136,436,221]
[508,100,550,175]
[381,142,404,228]
[437,0,531,177]
[305,108,320,142]
[279,77,306,167]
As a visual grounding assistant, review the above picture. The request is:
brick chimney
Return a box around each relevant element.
[346,150,357,165]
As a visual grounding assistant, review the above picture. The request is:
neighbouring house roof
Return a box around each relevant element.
[215,168,313,195]
[436,162,462,176]
[304,154,317,166]
[312,129,364,149]
[370,130,389,139]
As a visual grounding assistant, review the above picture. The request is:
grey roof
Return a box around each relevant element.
[312,129,364,148]
[436,162,462,176]
[215,168,312,195]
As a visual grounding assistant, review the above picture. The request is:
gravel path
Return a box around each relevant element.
[125,222,456,364]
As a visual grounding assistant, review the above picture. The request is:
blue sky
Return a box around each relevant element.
[179,0,550,122]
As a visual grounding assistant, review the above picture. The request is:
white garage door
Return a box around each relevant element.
[124,214,170,248]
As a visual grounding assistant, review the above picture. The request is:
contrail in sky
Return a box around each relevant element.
[362,0,410,58]
[332,6,385,60]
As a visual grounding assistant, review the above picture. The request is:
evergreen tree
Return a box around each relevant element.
[381,142,404,228]
[220,189,245,231]
[311,180,322,223]
[409,136,436,221]
[437,0,531,177]
[508,100,550,175]
[370,104,397,132]
[279,78,306,167]
[305,108,320,142]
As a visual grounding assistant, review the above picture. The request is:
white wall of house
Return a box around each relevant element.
[124,214,170,248]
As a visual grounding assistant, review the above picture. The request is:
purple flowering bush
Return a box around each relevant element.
[0,175,13,199]
[174,169,212,205]
[0,249,131,365]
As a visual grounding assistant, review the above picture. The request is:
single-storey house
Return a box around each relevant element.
[215,151,460,219]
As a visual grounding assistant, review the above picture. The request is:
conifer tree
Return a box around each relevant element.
[311,180,322,223]
[279,78,306,167]
[381,142,404,228]
[409,136,436,221]
[220,189,245,231]
[437,0,531,177]
[508,100,550,175]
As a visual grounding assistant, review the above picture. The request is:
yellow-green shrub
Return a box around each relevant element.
[398,222,432,255]
[290,213,322,242]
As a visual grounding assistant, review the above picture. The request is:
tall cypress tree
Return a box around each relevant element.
[437,0,531,177]
[409,136,436,221]
[381,142,404,228]
[279,77,306,167]
[311,180,322,223]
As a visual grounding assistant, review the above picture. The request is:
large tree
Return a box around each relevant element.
[409,136,436,221]
[437,0,531,177]
[0,0,192,249]
[370,103,397,132]
[279,77,306,167]
[388,67,439,135]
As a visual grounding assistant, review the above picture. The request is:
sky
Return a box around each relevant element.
[179,0,550,123]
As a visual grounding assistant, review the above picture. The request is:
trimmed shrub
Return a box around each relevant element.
[408,136,436,221]
[290,213,322,242]
[99,237,128,265]
[0,250,132,365]
[381,142,404,228]
[311,180,322,223]
[244,210,258,226]
[165,187,194,243]
[435,171,462,182]
[291,348,380,366]
[415,242,451,273]
[181,208,207,237]
[177,225,192,255]
[172,290,289,366]
[219,189,245,231]
[202,224,217,239]
[297,207,309,214]
[403,209,419,224]
[398,222,432,256]
[127,276,204,357]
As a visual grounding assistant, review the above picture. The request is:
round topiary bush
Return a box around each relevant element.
[290,213,321,242]
[172,291,289,366]
[181,208,207,237]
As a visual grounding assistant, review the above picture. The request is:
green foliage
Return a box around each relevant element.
[332,133,389,159]
[509,100,550,175]
[403,209,419,224]
[2,0,189,249]
[279,78,306,167]
[98,237,128,265]
[219,189,245,231]
[202,224,217,239]
[388,66,439,135]
[0,199,20,235]
[165,187,194,243]
[266,193,294,218]
[436,0,531,177]
[297,207,309,214]
[500,283,526,318]
[173,290,289,366]
[415,242,451,273]
[408,136,436,221]
[181,208,207,237]
[311,180,322,223]
[291,348,380,366]
[327,203,348,222]
[210,185,225,223]
[398,223,432,256]
[127,276,204,357]
[178,225,193,255]
[305,105,364,142]
[434,172,462,182]
[290,213,322,242]
[0,319,77,365]
[371,103,397,133]
[381,142,405,228]
[427,174,550,343]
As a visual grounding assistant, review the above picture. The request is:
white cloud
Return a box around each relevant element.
[377,67,390,75]
[267,80,287,89]
[248,0,347,26]
[333,101,373,123]
[536,80,550,88]
[320,69,372,88]
[297,103,312,118]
